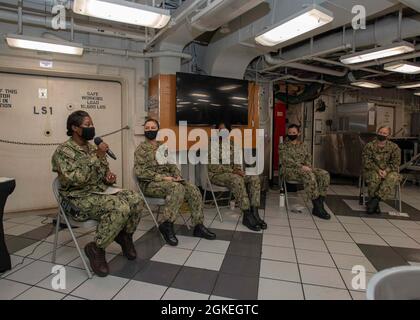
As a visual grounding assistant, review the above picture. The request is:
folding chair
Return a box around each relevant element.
[359,175,402,213]
[278,167,306,214]
[199,164,232,223]
[132,170,191,235]
[51,177,97,279]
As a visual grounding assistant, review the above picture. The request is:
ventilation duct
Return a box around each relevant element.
[190,0,265,31]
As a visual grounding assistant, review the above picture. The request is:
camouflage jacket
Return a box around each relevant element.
[52,138,110,198]
[279,141,312,172]
[362,139,401,173]
[134,140,181,189]
[208,138,242,177]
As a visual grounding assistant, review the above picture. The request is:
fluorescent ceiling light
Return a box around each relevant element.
[191,93,209,98]
[6,34,83,55]
[218,85,240,91]
[397,82,420,89]
[351,81,381,89]
[340,42,415,65]
[414,91,420,96]
[231,96,247,101]
[73,0,171,28]
[255,4,334,47]
[384,61,420,74]
[198,99,210,103]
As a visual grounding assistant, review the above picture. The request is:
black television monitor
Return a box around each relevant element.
[176,72,249,126]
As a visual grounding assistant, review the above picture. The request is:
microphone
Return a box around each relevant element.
[94,137,117,160]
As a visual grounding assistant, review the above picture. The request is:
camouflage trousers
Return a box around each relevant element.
[364,171,401,200]
[210,173,261,211]
[144,181,204,225]
[284,168,330,200]
[69,190,144,249]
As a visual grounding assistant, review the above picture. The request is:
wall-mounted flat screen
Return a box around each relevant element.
[176,72,249,126]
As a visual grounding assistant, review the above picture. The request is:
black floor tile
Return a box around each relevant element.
[133,261,181,287]
[226,241,261,258]
[358,244,409,271]
[212,273,259,300]
[108,255,148,279]
[20,224,55,241]
[171,266,218,294]
[5,236,37,254]
[134,230,165,260]
[232,231,263,243]
[220,255,260,278]
[392,247,420,263]
[326,195,420,221]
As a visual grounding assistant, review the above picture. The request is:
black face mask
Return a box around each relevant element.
[81,127,95,141]
[377,134,387,142]
[145,130,158,140]
[287,135,298,141]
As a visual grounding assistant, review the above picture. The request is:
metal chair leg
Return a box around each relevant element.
[283,179,289,214]
[208,176,223,223]
[398,184,402,213]
[51,210,61,264]
[61,213,93,279]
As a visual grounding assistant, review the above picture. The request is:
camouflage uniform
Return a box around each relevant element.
[52,138,143,249]
[134,140,204,225]
[279,141,330,200]
[208,139,261,211]
[362,139,401,200]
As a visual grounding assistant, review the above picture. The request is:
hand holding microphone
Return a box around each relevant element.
[94,137,117,160]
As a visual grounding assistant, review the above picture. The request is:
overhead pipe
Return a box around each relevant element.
[83,46,192,60]
[311,57,385,75]
[264,53,348,77]
[144,0,204,51]
[0,9,147,41]
[262,44,352,73]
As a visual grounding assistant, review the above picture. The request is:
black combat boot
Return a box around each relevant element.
[84,242,109,277]
[114,230,137,260]
[159,220,178,246]
[312,198,331,220]
[251,207,267,230]
[193,224,216,240]
[366,197,380,215]
[242,209,262,232]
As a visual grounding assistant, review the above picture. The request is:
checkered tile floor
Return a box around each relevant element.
[2,184,420,300]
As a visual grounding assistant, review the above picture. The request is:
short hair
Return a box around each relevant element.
[66,110,90,136]
[288,124,301,132]
[144,118,160,129]
[377,126,392,135]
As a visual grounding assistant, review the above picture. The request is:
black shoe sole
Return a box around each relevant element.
[194,232,216,240]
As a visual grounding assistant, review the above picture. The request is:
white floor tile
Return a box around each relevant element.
[343,223,375,235]
[260,260,300,282]
[296,249,335,268]
[291,228,322,239]
[162,288,209,300]
[14,287,66,300]
[36,266,88,294]
[261,245,297,263]
[0,279,31,300]
[258,278,304,300]
[5,224,38,236]
[300,265,346,289]
[184,251,224,271]
[14,241,55,260]
[113,280,167,300]
[264,225,292,236]
[293,237,328,252]
[262,235,294,248]
[349,233,388,246]
[151,247,192,266]
[303,284,351,300]
[70,275,129,300]
[325,241,364,256]
[381,235,420,249]
[195,239,230,254]
[6,260,55,285]
[319,230,354,243]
